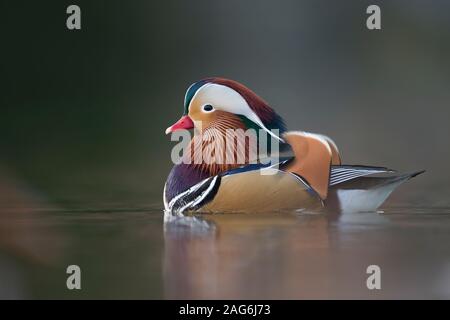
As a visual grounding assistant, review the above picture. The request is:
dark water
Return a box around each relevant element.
[2,197,450,299]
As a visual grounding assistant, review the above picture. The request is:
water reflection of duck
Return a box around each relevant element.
[164,78,424,214]
[163,213,332,299]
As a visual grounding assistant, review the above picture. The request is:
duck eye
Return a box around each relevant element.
[202,104,214,112]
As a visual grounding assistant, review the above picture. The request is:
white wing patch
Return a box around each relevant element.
[330,166,394,186]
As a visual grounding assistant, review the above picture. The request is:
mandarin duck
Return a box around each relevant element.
[164,78,423,214]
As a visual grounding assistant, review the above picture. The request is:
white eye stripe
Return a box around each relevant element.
[192,83,284,142]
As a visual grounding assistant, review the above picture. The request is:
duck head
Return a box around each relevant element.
[166,77,286,140]
[166,78,287,177]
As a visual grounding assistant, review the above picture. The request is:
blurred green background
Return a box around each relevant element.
[1,0,449,207]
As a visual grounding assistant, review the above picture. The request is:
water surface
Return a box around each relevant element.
[1,200,450,299]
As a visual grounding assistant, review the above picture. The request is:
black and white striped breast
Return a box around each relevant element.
[164,175,221,215]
